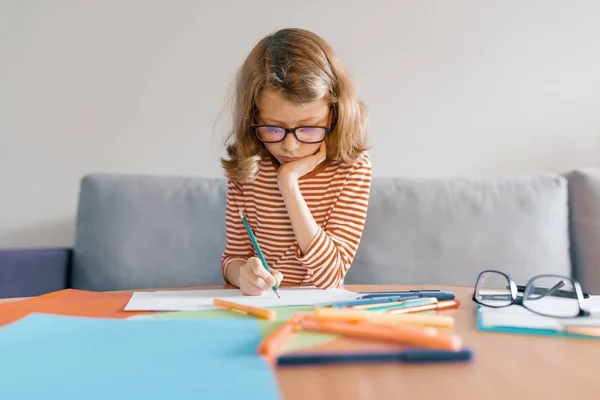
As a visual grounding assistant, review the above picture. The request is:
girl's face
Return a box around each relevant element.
[255,89,329,165]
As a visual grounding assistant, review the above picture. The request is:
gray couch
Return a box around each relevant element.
[1,168,599,298]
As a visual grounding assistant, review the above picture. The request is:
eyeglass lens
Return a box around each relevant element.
[523,276,580,317]
[474,271,513,307]
[256,126,326,143]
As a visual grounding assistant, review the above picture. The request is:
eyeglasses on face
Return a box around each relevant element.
[252,126,329,143]
[251,108,333,144]
[472,269,592,318]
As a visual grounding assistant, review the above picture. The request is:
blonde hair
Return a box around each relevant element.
[220,28,369,182]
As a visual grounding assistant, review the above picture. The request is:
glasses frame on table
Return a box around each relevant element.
[472,269,591,318]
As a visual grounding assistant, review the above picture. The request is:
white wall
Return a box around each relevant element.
[1,0,599,248]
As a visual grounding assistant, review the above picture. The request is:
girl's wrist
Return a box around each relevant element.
[277,171,299,191]
[224,259,246,288]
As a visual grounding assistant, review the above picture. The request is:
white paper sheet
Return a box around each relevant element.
[124,287,360,311]
[478,294,600,331]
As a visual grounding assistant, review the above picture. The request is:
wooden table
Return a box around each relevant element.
[277,284,600,400]
[3,284,600,399]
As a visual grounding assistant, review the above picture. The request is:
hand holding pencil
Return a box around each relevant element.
[238,258,283,297]
[238,211,282,298]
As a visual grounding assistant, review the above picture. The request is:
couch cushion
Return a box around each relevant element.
[346,174,571,287]
[71,174,227,291]
[566,168,600,295]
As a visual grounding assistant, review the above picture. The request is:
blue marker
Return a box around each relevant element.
[317,295,421,308]
[361,291,456,301]
[276,348,474,367]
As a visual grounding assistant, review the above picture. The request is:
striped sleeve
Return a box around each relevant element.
[221,179,253,283]
[295,155,372,289]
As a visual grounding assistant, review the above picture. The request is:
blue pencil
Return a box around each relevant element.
[239,211,280,298]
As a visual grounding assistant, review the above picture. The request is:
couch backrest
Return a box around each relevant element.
[71,174,228,291]
[71,172,574,291]
[346,174,572,287]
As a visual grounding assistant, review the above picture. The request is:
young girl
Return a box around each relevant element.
[220,28,372,295]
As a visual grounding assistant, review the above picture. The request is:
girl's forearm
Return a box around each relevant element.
[279,179,320,254]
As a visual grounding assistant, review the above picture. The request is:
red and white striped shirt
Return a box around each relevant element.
[221,151,372,289]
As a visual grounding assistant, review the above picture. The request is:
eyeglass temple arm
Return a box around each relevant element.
[520,281,566,301]
[476,281,567,301]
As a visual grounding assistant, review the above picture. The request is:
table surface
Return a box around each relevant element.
[4,284,600,399]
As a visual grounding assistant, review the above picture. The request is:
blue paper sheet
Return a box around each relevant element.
[0,313,282,399]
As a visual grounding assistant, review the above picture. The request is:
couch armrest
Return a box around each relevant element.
[0,248,71,298]
[567,168,600,294]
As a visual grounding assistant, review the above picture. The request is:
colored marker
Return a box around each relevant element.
[318,295,420,309]
[361,291,456,301]
[258,313,303,360]
[313,307,455,328]
[358,298,437,312]
[388,300,461,314]
[213,298,276,320]
[276,348,473,367]
[301,316,462,351]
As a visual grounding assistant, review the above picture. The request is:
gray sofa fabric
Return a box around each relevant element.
[346,174,571,287]
[567,168,600,294]
[71,174,227,291]
[72,172,574,292]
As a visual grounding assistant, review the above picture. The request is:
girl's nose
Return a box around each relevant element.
[281,132,300,151]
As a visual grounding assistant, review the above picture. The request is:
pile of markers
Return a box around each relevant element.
[213,289,473,367]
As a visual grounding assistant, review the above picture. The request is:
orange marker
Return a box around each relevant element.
[213,298,276,320]
[387,300,461,315]
[301,315,462,351]
[258,313,303,360]
[313,307,455,328]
